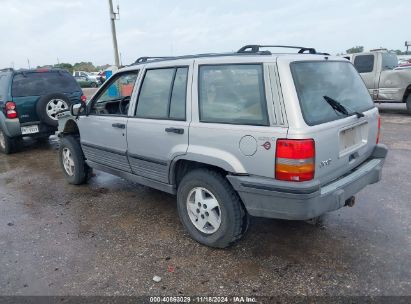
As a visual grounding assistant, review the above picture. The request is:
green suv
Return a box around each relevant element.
[0,68,85,154]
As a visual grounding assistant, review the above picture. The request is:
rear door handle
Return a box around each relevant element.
[112,123,126,129]
[165,127,184,134]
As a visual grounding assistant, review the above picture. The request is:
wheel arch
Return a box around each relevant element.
[403,84,411,102]
[61,118,80,136]
[169,154,246,188]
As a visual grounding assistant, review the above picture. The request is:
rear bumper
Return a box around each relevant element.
[227,144,388,220]
[1,117,55,138]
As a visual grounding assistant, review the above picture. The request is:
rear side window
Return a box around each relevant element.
[353,55,374,73]
[291,61,374,126]
[136,67,188,120]
[0,75,8,102]
[12,71,80,97]
[198,64,268,125]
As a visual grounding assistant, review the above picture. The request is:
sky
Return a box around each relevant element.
[0,0,408,69]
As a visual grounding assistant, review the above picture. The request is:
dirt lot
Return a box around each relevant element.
[0,103,410,297]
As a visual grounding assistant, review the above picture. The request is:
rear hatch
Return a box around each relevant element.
[11,70,82,124]
[287,59,378,185]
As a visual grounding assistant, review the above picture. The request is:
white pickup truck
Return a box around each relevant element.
[344,49,411,114]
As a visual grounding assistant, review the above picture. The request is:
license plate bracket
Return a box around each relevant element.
[339,122,368,156]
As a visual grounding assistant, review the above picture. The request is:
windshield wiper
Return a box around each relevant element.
[323,96,364,118]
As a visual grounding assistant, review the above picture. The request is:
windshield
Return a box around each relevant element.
[381,53,398,70]
[291,61,374,126]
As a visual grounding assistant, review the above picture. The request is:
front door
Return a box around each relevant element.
[127,62,192,183]
[78,71,139,172]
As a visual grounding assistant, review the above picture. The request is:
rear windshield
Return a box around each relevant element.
[291,61,374,126]
[12,71,80,97]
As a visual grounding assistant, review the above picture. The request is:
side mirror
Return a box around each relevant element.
[70,103,84,116]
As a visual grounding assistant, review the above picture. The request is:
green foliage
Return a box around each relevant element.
[36,62,111,73]
[346,46,364,54]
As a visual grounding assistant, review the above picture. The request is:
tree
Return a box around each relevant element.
[346,46,364,54]
[54,63,73,73]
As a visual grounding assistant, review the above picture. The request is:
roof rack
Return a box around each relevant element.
[134,56,175,64]
[237,45,328,55]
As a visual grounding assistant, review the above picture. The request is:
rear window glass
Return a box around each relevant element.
[199,64,268,126]
[12,71,80,97]
[291,61,374,126]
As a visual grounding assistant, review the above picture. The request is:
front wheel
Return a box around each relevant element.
[406,94,411,114]
[177,169,249,248]
[0,129,14,154]
[59,136,89,185]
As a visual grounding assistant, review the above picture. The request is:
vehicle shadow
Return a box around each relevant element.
[376,103,409,115]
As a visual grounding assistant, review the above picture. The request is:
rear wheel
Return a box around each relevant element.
[406,94,411,114]
[177,169,249,248]
[59,136,89,185]
[0,129,14,154]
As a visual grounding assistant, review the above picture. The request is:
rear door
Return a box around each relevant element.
[11,71,82,123]
[78,71,138,172]
[126,61,192,183]
[284,59,379,185]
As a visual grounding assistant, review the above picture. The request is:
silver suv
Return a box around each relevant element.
[57,45,388,248]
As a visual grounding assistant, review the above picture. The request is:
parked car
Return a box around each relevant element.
[0,68,85,154]
[57,45,387,248]
[75,75,99,88]
[343,49,411,113]
[73,71,100,84]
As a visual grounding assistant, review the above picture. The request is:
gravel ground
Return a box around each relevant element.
[0,103,410,297]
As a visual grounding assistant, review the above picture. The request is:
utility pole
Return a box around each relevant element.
[108,0,120,67]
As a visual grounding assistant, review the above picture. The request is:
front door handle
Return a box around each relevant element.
[165,127,184,134]
[112,123,126,129]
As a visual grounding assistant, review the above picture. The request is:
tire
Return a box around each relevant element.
[0,128,14,154]
[406,94,411,114]
[59,135,89,185]
[177,169,249,248]
[91,82,98,88]
[36,93,70,127]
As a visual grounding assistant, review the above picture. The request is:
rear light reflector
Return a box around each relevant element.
[376,115,381,144]
[5,101,18,119]
[275,139,315,182]
[80,95,87,103]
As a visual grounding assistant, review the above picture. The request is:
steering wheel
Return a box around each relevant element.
[119,96,131,115]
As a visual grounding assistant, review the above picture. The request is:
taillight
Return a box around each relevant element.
[275,139,315,182]
[5,101,18,119]
[80,95,87,103]
[376,115,381,144]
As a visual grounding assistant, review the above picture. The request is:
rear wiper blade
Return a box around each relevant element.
[323,96,364,118]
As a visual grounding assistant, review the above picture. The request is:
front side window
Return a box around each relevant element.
[354,55,374,73]
[291,61,374,126]
[90,71,138,115]
[136,67,188,120]
[198,64,268,125]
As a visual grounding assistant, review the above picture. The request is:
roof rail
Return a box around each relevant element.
[134,56,175,64]
[238,45,320,54]
[0,68,14,72]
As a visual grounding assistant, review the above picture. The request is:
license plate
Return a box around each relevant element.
[21,125,39,135]
[339,123,368,154]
